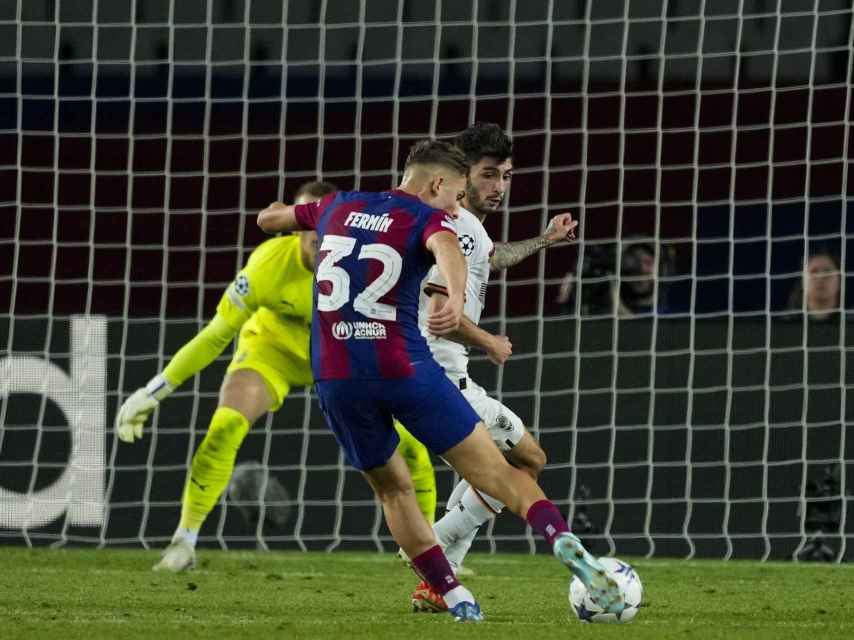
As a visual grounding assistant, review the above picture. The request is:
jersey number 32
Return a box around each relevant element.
[316,234,403,321]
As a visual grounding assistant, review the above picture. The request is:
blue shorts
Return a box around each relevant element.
[315,362,480,471]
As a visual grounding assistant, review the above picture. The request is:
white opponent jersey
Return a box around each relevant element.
[418,205,494,378]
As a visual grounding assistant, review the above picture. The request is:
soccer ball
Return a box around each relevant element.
[568,557,642,623]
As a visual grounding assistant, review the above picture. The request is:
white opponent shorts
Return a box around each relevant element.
[450,375,526,452]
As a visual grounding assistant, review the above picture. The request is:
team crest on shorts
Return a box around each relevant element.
[495,414,513,432]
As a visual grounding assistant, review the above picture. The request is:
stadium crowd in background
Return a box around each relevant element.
[556,241,675,317]
[784,247,843,323]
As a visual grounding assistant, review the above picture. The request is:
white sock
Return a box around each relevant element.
[464,486,505,514]
[445,479,470,511]
[174,527,199,548]
[434,503,481,549]
[434,488,496,551]
[443,584,476,608]
[445,526,478,569]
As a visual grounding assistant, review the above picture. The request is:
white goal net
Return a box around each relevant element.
[1,0,852,561]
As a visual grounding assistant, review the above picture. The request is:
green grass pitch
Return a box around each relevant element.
[2,547,852,639]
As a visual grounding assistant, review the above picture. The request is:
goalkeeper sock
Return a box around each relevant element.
[178,406,250,532]
[409,456,437,525]
[395,421,437,523]
[434,488,497,549]
[526,499,570,546]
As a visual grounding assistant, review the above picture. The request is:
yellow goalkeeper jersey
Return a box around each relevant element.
[217,235,314,375]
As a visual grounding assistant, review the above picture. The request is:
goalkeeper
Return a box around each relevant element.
[115,180,437,571]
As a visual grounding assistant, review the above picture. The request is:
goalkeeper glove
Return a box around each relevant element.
[116,374,175,443]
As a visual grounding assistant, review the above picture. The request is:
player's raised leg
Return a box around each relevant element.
[433,430,546,571]
[418,432,548,607]
[440,424,624,615]
[155,368,274,571]
[414,391,550,584]
[389,363,621,616]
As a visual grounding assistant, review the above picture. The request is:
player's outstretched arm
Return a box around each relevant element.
[489,212,579,271]
[452,314,512,365]
[116,314,238,443]
[425,231,467,336]
[256,202,301,234]
[426,291,513,365]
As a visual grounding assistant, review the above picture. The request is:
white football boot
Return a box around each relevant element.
[152,537,196,572]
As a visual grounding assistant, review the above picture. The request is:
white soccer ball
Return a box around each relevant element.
[568,557,643,623]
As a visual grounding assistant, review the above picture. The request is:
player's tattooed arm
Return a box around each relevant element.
[257,202,300,234]
[489,212,579,271]
[490,235,550,271]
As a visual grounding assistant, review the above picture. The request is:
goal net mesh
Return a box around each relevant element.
[2,0,852,560]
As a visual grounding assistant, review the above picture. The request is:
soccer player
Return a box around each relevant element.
[257,139,623,621]
[115,180,437,570]
[409,122,579,611]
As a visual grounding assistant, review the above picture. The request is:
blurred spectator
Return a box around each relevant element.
[785,249,842,322]
[556,241,674,317]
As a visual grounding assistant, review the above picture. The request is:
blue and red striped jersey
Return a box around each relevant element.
[294,189,457,380]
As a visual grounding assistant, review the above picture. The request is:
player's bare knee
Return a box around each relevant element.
[519,445,546,478]
[374,478,416,504]
[511,459,541,481]
[362,454,417,503]
[218,370,272,423]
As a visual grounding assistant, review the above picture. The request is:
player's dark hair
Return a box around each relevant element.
[404,139,469,176]
[294,180,337,201]
[454,122,512,165]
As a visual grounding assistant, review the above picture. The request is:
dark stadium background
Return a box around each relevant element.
[1,0,852,559]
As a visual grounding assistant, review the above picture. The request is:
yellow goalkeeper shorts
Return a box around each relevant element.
[226,319,312,411]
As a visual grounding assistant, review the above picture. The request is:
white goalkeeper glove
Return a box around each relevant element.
[116,375,175,443]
